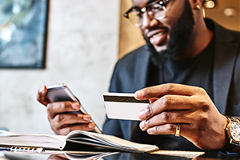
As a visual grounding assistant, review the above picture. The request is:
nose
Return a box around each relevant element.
[141,11,158,29]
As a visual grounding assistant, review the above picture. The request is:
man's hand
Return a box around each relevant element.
[135,83,228,150]
[37,86,95,135]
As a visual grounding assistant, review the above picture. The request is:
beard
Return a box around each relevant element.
[144,0,195,65]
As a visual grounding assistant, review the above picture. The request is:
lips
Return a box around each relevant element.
[148,29,168,46]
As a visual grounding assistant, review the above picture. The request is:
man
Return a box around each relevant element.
[37,0,240,154]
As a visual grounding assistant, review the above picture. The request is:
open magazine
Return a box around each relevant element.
[0,130,158,153]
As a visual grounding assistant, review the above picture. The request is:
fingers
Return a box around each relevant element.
[143,123,187,136]
[134,83,227,150]
[139,110,191,132]
[46,101,95,135]
[49,112,92,126]
[138,95,194,120]
[135,83,202,100]
[47,102,81,119]
[37,85,51,106]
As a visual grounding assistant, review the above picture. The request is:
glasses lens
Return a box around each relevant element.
[128,11,141,27]
[126,4,167,27]
[154,6,166,20]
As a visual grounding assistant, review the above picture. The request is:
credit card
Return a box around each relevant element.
[103,92,149,121]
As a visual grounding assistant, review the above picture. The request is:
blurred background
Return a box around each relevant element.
[0,0,239,134]
[0,0,119,134]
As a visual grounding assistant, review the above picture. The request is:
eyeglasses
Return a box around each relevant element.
[123,0,169,27]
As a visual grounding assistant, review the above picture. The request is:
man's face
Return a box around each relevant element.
[131,0,195,63]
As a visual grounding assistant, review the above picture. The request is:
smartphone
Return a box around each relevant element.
[46,83,102,134]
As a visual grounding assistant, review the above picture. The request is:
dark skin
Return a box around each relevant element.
[133,0,236,151]
[37,0,238,151]
[136,0,213,59]
[37,86,95,135]
[135,83,227,150]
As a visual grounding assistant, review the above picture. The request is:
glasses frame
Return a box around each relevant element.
[123,0,169,27]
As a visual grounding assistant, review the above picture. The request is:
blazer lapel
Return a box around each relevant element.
[134,46,151,91]
[213,24,238,114]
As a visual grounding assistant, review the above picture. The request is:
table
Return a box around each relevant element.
[1,151,240,160]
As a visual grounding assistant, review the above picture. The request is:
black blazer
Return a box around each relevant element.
[102,19,240,151]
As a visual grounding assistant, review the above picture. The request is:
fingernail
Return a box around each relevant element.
[140,121,145,130]
[72,103,80,110]
[147,127,154,134]
[77,114,83,118]
[139,105,152,120]
[40,86,45,93]
[88,123,95,129]
[135,90,144,98]
[138,111,145,120]
[83,115,91,121]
